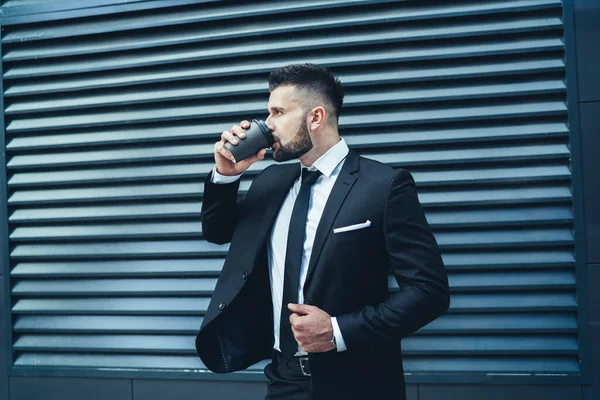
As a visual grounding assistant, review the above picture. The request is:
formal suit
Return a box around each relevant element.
[196,147,450,399]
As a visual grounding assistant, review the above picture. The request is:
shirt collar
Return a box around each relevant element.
[302,138,349,178]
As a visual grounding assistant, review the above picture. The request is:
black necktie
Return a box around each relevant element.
[279,168,323,359]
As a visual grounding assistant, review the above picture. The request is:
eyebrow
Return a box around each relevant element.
[269,106,284,112]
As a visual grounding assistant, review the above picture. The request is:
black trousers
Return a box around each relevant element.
[264,351,313,400]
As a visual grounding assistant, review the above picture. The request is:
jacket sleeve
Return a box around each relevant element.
[201,170,243,245]
[335,168,450,350]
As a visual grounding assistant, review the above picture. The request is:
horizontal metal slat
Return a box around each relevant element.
[413,166,571,187]
[2,0,561,44]
[342,101,567,129]
[348,79,566,108]
[362,143,570,167]
[403,356,580,373]
[12,297,210,315]
[12,278,217,296]
[14,353,212,370]
[433,228,574,249]
[13,334,198,353]
[402,336,578,355]
[446,270,576,291]
[448,293,577,312]
[9,202,204,223]
[338,58,565,87]
[7,182,220,204]
[417,186,572,207]
[14,315,204,333]
[10,222,204,241]
[426,206,573,228]
[442,250,574,270]
[10,240,227,259]
[4,123,219,150]
[421,313,578,334]
[11,259,222,278]
[390,270,575,292]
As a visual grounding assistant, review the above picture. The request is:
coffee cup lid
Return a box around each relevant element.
[252,119,274,145]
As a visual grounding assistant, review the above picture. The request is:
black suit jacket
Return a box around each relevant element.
[196,150,449,399]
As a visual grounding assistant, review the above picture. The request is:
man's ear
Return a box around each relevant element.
[309,106,326,131]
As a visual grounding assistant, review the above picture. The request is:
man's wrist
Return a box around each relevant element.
[330,317,347,352]
[211,165,243,184]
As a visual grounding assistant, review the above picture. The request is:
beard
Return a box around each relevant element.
[272,115,314,162]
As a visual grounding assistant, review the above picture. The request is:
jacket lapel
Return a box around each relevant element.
[303,150,360,292]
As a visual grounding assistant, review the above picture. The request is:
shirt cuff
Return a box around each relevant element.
[331,317,347,352]
[211,166,243,184]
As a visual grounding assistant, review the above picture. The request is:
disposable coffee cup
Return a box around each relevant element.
[224,119,274,163]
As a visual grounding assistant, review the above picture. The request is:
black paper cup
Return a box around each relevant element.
[224,119,274,163]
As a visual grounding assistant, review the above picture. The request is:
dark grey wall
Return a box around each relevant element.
[0,1,598,399]
[575,0,600,399]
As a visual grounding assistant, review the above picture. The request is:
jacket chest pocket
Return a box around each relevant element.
[330,226,371,243]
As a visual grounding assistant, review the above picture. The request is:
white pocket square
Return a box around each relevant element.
[333,220,371,234]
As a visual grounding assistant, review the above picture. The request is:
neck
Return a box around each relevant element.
[299,129,341,167]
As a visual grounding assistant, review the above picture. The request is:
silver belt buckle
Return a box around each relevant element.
[298,357,311,377]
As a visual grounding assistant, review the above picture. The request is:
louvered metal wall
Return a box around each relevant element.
[1,0,580,379]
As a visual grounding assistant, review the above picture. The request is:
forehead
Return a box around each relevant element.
[268,85,303,109]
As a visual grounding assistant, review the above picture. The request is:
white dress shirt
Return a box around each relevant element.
[211,138,350,354]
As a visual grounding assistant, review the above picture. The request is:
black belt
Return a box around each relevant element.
[272,349,312,377]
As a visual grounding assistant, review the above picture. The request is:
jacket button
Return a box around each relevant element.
[218,302,226,310]
[242,271,250,280]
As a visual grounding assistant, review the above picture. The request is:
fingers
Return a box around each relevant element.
[290,313,301,327]
[288,303,313,315]
[232,148,266,172]
[214,120,258,166]
[214,140,235,163]
[221,129,240,145]
[242,148,266,163]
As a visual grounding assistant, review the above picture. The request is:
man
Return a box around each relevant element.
[196,63,449,399]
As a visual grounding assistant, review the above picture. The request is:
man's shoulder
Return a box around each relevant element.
[253,161,297,181]
[356,154,402,179]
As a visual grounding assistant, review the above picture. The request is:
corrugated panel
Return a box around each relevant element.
[2,0,579,377]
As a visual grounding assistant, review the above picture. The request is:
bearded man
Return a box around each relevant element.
[196,63,450,400]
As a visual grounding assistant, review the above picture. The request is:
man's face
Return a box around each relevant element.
[266,85,313,162]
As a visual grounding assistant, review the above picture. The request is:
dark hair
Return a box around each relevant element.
[268,63,345,122]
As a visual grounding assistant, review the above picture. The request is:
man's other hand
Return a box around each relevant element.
[288,303,336,353]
